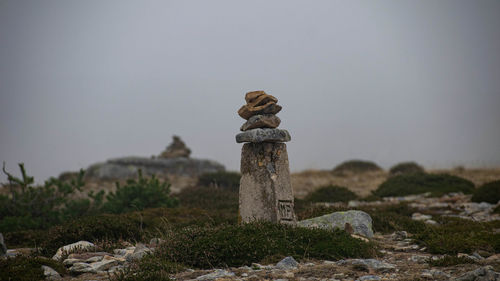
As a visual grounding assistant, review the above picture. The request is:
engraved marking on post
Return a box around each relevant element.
[278,200,294,221]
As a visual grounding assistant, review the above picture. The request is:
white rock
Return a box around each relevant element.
[52,241,95,261]
[196,269,235,280]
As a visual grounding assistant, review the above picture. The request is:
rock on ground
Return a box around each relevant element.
[41,265,61,280]
[276,256,298,270]
[298,210,374,238]
[52,241,95,261]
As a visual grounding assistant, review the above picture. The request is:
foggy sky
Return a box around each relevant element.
[1,0,500,183]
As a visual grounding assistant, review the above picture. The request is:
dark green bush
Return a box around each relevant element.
[102,170,178,214]
[0,256,66,281]
[111,255,180,281]
[389,162,424,176]
[373,173,475,197]
[156,222,376,269]
[414,218,500,255]
[0,163,101,232]
[428,255,476,267]
[176,185,238,212]
[471,180,500,204]
[40,214,145,256]
[332,160,381,175]
[197,171,241,191]
[303,185,358,203]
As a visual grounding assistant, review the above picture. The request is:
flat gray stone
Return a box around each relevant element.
[240,114,281,131]
[298,210,374,238]
[236,128,291,143]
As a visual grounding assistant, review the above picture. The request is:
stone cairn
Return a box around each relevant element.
[236,91,296,224]
[159,135,191,158]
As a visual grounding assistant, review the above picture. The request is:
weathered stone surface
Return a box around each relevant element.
[52,241,95,261]
[159,135,191,158]
[240,114,281,131]
[196,269,235,280]
[337,259,396,273]
[41,265,61,280]
[238,103,282,120]
[238,91,282,120]
[126,244,152,261]
[239,143,296,224]
[84,157,225,181]
[453,266,500,281]
[69,262,95,274]
[276,256,298,270]
[298,210,374,238]
[0,233,6,256]
[236,128,291,143]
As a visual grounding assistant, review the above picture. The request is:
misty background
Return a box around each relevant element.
[1,0,500,183]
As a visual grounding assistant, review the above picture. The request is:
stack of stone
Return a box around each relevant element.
[236,91,295,225]
[236,91,291,143]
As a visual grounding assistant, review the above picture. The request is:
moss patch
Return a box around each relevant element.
[389,162,424,176]
[332,160,381,175]
[373,173,475,197]
[471,180,500,204]
[0,256,66,281]
[303,185,358,203]
[156,222,376,269]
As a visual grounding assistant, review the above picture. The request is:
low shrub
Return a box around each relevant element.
[176,185,238,212]
[111,255,181,281]
[197,171,241,191]
[0,256,66,281]
[40,214,145,256]
[0,163,101,232]
[332,160,381,175]
[155,222,376,269]
[303,185,358,203]
[103,170,178,214]
[373,173,475,197]
[389,162,424,176]
[428,255,476,267]
[471,180,500,204]
[414,218,500,255]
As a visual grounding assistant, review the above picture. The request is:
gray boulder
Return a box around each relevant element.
[0,233,6,256]
[276,256,298,270]
[298,210,374,238]
[84,156,225,181]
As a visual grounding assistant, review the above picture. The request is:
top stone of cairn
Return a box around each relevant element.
[236,91,290,143]
[238,91,282,120]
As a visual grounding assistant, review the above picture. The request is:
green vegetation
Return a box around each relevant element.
[303,185,358,203]
[471,180,500,204]
[389,162,424,176]
[176,185,238,212]
[373,173,475,197]
[103,170,178,214]
[153,222,376,269]
[428,255,476,267]
[197,171,241,191]
[297,201,500,255]
[332,160,381,175]
[0,163,102,232]
[0,256,66,281]
[414,217,500,255]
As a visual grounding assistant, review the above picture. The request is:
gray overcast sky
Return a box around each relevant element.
[1,0,500,183]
